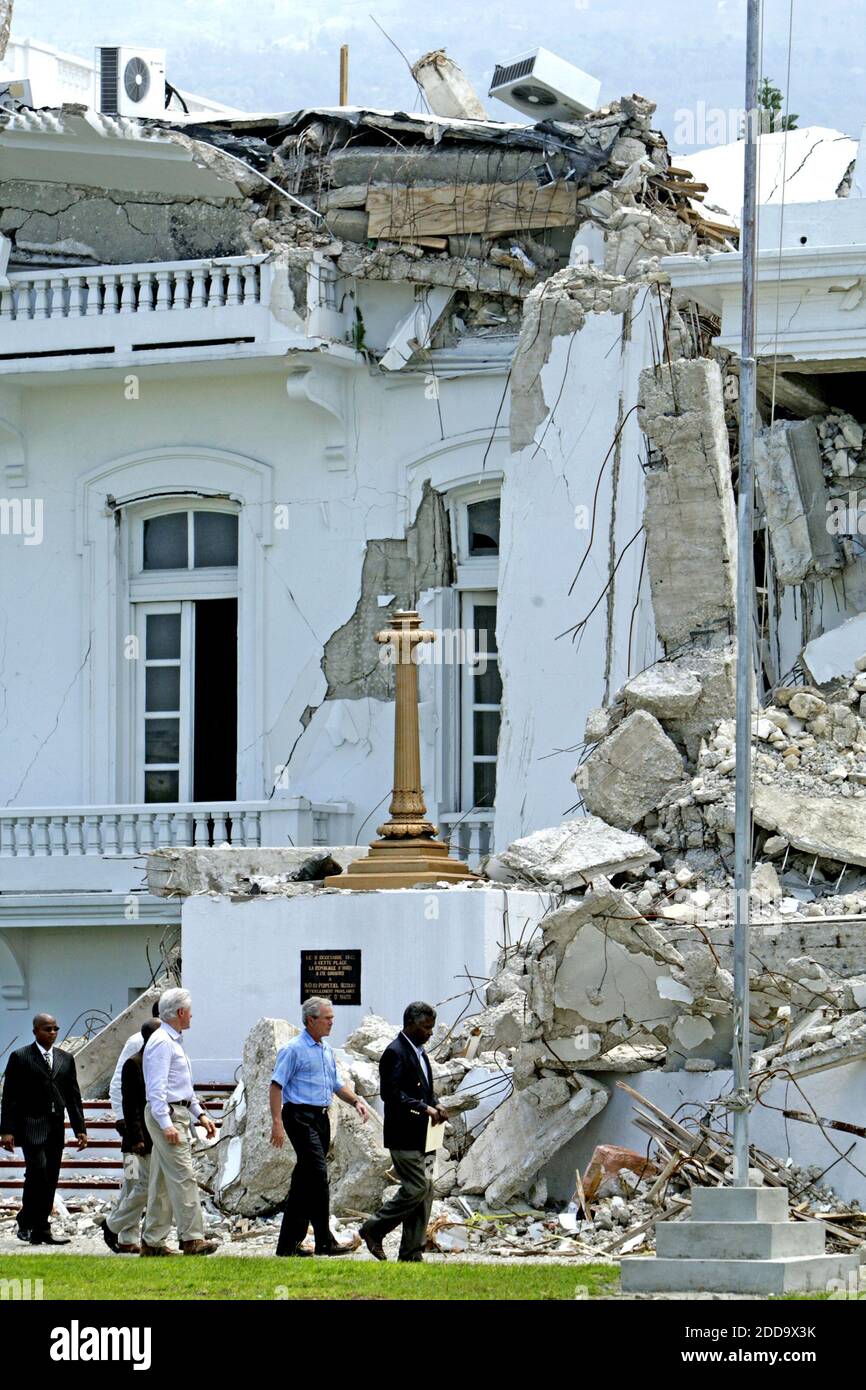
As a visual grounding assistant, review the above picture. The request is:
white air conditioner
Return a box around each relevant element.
[96,46,166,118]
[489,47,601,122]
[0,78,33,109]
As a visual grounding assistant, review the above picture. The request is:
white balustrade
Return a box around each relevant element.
[438,811,495,870]
[2,257,265,325]
[0,799,353,861]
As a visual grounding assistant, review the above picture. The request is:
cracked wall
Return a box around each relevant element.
[322,483,453,701]
[0,181,251,265]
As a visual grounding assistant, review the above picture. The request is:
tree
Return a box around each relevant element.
[759,77,799,132]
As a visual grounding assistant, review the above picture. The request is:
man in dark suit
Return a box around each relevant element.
[0,1013,88,1244]
[359,1001,447,1263]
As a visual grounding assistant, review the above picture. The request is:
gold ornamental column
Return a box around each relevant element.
[325,611,478,889]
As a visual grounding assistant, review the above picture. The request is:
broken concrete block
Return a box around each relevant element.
[485,959,528,1006]
[328,1105,392,1217]
[754,784,866,868]
[623,662,702,719]
[469,994,528,1052]
[581,710,685,829]
[672,1013,715,1050]
[214,1018,300,1216]
[456,1074,608,1203]
[638,359,737,650]
[146,846,367,897]
[585,706,612,743]
[751,861,783,904]
[343,1015,397,1061]
[754,420,840,584]
[487,815,658,889]
[802,612,866,684]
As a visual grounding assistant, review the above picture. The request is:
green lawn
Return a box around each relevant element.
[0,1254,619,1301]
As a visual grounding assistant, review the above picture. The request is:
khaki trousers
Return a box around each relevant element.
[106,1153,151,1246]
[142,1104,205,1246]
[363,1150,435,1261]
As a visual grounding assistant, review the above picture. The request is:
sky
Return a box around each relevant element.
[9,0,866,150]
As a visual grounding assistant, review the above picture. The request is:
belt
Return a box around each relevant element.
[284,1101,329,1112]
[169,1099,193,1108]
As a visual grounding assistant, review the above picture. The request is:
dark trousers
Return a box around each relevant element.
[276,1103,333,1254]
[362,1149,434,1261]
[19,1122,65,1234]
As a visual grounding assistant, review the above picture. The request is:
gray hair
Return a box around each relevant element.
[302,996,332,1023]
[403,1001,436,1028]
[158,987,191,1022]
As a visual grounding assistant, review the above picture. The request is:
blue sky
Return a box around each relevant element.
[10,0,866,148]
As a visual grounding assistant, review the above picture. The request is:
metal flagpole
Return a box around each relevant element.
[733,0,762,1186]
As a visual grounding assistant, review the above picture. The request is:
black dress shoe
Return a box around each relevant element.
[315,1241,353,1256]
[100,1219,119,1253]
[16,1228,31,1243]
[359,1224,387,1261]
[275,1246,313,1258]
[31,1230,70,1245]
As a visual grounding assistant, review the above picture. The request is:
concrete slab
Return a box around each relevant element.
[657,1220,825,1260]
[621,1252,859,1295]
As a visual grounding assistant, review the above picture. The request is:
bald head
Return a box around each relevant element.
[32,1014,59,1049]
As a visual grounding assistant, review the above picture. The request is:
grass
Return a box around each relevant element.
[0,1254,619,1301]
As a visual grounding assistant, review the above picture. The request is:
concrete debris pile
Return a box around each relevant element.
[561,1101,866,1258]
[652,685,866,880]
[485,808,866,1084]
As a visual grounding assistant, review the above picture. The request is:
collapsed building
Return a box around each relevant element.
[0,46,726,1034]
[3,35,866,1250]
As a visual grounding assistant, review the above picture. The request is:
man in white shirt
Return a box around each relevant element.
[141,988,218,1256]
[108,1003,160,1125]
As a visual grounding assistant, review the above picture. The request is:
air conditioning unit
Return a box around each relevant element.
[489,47,601,122]
[0,78,33,110]
[96,46,166,118]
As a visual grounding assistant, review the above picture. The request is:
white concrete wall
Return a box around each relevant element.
[0,923,159,1044]
[494,298,662,847]
[181,886,548,1081]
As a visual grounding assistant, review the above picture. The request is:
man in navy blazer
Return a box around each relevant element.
[0,1013,87,1244]
[359,1002,447,1263]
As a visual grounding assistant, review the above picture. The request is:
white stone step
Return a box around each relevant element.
[657,1219,825,1260]
[621,1252,859,1295]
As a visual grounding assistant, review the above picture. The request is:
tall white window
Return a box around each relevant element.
[126,504,239,803]
[443,487,501,815]
[459,592,501,811]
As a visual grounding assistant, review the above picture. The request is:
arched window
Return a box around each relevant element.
[127,501,239,803]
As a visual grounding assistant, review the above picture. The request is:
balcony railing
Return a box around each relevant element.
[0,798,354,856]
[0,256,283,362]
[438,810,494,870]
[0,798,354,894]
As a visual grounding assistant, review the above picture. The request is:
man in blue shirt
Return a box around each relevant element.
[269,996,369,1256]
